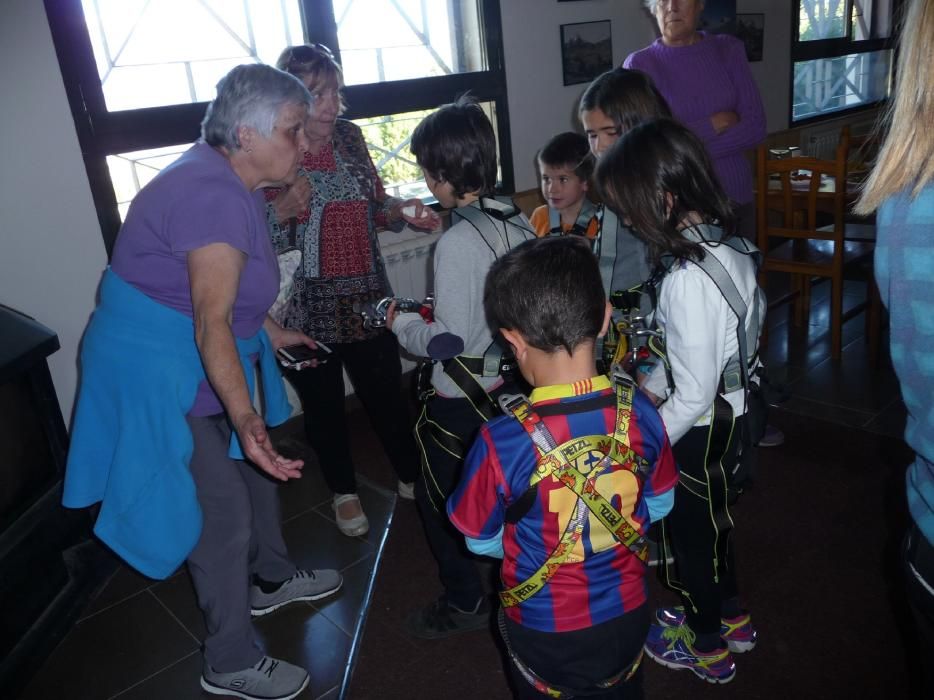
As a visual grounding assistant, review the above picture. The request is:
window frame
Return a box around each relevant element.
[44,0,512,256]
[789,0,901,126]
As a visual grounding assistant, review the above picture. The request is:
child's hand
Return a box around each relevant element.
[639,386,663,407]
[385,300,399,330]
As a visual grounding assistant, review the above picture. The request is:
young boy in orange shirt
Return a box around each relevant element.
[530,132,599,240]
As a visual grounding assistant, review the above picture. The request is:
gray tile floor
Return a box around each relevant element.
[16,275,898,700]
[18,454,397,700]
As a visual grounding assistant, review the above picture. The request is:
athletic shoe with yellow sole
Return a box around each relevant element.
[656,606,757,653]
[644,622,737,684]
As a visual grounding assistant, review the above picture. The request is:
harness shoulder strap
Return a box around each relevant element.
[441,355,498,420]
[497,377,649,608]
[691,247,759,390]
[596,206,618,300]
[453,204,508,256]
[548,199,599,237]
[547,206,562,235]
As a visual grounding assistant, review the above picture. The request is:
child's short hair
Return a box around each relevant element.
[410,95,497,199]
[485,237,605,355]
[538,131,594,182]
[578,68,672,134]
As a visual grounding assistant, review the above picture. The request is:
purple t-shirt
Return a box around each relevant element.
[111,142,279,415]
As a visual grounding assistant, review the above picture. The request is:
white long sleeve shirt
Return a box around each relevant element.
[642,236,764,444]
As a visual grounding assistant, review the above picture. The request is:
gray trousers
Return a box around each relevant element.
[186,413,296,672]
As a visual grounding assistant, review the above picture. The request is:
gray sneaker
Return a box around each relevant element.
[201,656,308,700]
[250,568,342,617]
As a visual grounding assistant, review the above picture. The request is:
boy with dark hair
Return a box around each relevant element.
[530,132,599,240]
[448,236,678,698]
[387,96,535,638]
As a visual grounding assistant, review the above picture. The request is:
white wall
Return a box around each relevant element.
[0,0,108,423]
[500,0,793,191]
[0,0,795,423]
[501,0,656,191]
[740,0,793,135]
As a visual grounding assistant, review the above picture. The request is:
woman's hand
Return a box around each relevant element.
[233,410,304,481]
[265,321,317,351]
[392,198,442,231]
[264,318,321,368]
[710,111,739,135]
[272,177,312,224]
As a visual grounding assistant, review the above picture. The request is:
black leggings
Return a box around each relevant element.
[284,332,418,494]
[413,395,486,610]
[661,415,745,639]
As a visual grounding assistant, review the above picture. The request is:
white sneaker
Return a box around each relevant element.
[333,493,369,537]
[201,656,308,700]
[397,480,416,500]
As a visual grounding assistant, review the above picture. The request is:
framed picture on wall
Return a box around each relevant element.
[735,13,765,62]
[560,20,612,86]
[700,0,737,34]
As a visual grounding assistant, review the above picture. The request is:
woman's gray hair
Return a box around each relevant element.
[201,63,313,151]
[643,0,704,12]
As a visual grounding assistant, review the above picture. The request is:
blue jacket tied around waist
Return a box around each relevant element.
[63,269,292,579]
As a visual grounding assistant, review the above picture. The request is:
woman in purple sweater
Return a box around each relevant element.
[624,0,766,238]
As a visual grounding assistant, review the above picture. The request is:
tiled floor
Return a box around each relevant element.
[16,274,901,700]
[762,276,902,438]
[18,429,401,700]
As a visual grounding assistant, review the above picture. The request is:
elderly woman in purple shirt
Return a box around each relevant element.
[624,0,766,238]
[66,64,341,700]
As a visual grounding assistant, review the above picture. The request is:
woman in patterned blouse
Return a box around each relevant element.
[268,44,439,537]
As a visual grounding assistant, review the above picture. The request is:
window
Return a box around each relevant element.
[45,0,510,254]
[791,0,899,124]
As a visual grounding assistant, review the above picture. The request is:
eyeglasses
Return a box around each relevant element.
[307,43,333,58]
[281,43,335,70]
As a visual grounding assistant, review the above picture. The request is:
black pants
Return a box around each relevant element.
[284,332,418,494]
[904,522,934,695]
[414,395,488,610]
[504,606,649,699]
[661,415,745,639]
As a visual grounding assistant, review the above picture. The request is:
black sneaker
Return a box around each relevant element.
[406,596,490,640]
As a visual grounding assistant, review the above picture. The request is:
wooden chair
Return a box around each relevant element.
[755,141,878,361]
[510,187,545,218]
